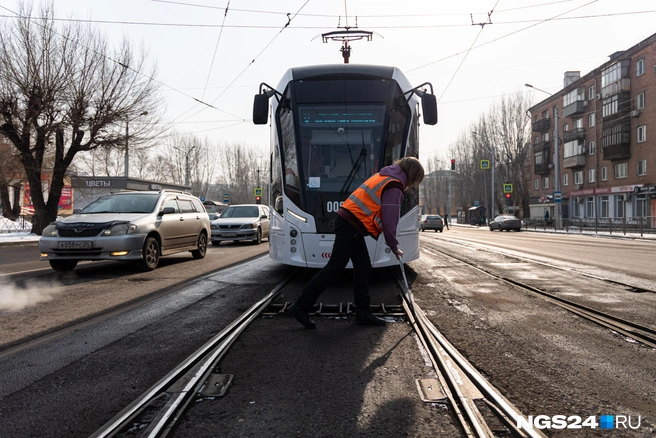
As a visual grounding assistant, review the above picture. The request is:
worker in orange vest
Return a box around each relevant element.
[287,157,425,329]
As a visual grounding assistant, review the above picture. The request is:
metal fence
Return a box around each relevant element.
[0,215,33,233]
[523,216,656,237]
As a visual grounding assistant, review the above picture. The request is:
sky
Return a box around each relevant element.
[1,0,655,166]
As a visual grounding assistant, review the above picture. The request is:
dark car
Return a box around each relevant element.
[210,204,270,245]
[39,190,211,272]
[419,215,444,232]
[489,215,522,232]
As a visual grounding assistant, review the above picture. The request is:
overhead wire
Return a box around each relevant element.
[437,0,501,103]
[0,4,242,124]
[2,9,655,30]
[170,0,311,126]
[408,0,600,73]
[201,1,230,101]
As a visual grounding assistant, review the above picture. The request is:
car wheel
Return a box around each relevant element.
[439,229,443,233]
[253,228,262,244]
[191,233,208,259]
[211,241,221,246]
[49,260,78,272]
[420,228,424,232]
[139,236,160,271]
[489,227,494,231]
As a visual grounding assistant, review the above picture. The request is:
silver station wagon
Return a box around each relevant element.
[210,204,270,245]
[39,190,211,272]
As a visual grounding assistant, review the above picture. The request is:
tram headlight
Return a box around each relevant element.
[290,229,298,237]
[290,239,297,245]
[290,247,297,253]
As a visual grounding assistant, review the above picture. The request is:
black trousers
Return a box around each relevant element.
[295,215,372,310]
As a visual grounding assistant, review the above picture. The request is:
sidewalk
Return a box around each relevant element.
[2,220,655,249]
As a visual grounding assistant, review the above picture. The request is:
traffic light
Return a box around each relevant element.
[255,195,261,204]
[505,193,511,205]
[450,159,455,171]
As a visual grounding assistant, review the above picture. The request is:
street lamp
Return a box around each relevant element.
[525,83,561,230]
[124,111,149,178]
[472,131,494,220]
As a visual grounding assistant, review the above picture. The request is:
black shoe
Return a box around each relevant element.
[287,303,316,329]
[355,309,386,326]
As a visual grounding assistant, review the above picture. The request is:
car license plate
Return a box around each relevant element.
[223,233,237,237]
[58,241,92,249]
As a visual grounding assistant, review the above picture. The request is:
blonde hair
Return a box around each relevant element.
[395,157,425,190]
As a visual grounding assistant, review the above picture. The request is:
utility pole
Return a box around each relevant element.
[554,107,562,230]
[525,83,561,230]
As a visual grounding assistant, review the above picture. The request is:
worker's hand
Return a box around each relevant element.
[393,248,404,260]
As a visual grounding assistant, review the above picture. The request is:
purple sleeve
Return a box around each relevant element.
[380,187,403,252]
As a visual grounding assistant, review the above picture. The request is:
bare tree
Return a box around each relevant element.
[0,2,161,233]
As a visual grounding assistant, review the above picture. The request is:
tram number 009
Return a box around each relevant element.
[326,201,344,213]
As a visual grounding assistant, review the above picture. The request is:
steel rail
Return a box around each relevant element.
[428,236,655,294]
[90,269,298,438]
[430,244,656,349]
[396,265,545,438]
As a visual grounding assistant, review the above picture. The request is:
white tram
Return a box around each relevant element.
[253,64,437,268]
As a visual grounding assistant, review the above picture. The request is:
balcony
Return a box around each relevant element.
[534,162,552,175]
[601,122,631,160]
[601,78,630,99]
[562,100,587,118]
[532,118,551,132]
[561,127,586,143]
[563,155,586,169]
[533,141,551,175]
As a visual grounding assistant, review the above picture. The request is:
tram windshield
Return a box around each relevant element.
[299,104,386,193]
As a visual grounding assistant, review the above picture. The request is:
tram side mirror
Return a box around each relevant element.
[421,94,438,125]
[253,94,270,125]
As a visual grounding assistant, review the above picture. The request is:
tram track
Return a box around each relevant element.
[421,239,656,350]
[90,269,299,438]
[394,268,546,438]
[430,235,655,294]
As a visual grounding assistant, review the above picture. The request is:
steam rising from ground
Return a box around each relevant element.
[0,279,63,312]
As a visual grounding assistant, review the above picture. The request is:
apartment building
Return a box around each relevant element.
[528,32,656,223]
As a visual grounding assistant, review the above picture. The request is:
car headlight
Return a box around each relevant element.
[241,223,256,229]
[102,224,137,236]
[42,224,58,237]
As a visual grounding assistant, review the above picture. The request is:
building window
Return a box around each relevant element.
[602,95,619,118]
[535,151,544,165]
[534,179,539,190]
[588,113,595,127]
[600,196,609,218]
[588,84,596,100]
[638,159,646,176]
[563,123,569,132]
[588,168,596,183]
[585,197,594,218]
[637,125,646,143]
[637,92,645,109]
[542,177,549,189]
[542,132,549,142]
[616,195,625,218]
[614,162,628,179]
[563,173,569,186]
[601,166,608,181]
[542,110,548,119]
[636,195,648,217]
[564,140,583,158]
[636,58,645,77]
[574,171,583,185]
[588,140,595,155]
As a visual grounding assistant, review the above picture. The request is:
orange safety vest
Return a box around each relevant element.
[341,174,403,238]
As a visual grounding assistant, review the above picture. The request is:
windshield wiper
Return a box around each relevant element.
[340,148,367,194]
